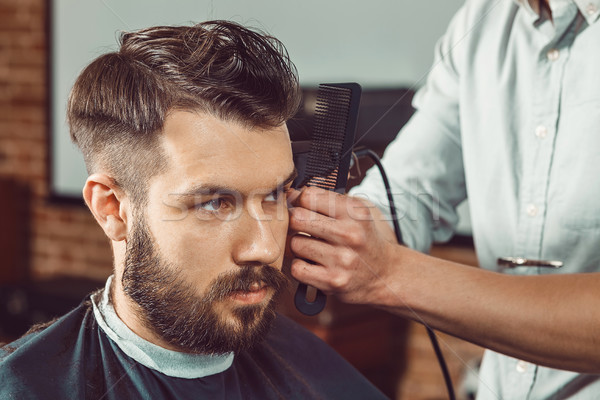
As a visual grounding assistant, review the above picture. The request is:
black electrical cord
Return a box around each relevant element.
[353,147,456,400]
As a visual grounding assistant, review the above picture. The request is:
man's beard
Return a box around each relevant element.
[121,216,289,355]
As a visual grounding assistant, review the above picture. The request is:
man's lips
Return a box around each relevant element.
[229,281,269,304]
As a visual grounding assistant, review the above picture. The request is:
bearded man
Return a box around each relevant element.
[0,21,386,400]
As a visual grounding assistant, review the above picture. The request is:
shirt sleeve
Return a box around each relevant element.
[350,4,469,253]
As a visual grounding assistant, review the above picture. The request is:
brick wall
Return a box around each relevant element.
[0,0,112,281]
[0,1,484,398]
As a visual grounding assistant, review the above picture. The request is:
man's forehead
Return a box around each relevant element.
[160,110,291,157]
[156,110,294,195]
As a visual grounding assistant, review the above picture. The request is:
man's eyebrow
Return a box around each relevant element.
[174,168,298,199]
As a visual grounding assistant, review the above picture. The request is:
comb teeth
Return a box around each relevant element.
[293,82,361,317]
[303,83,361,191]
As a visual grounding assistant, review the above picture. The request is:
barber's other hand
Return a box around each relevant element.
[288,187,399,305]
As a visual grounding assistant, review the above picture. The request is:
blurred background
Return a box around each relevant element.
[0,0,483,398]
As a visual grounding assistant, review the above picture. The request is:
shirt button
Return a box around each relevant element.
[586,3,598,15]
[535,125,548,139]
[526,204,538,217]
[547,48,560,61]
[516,360,529,373]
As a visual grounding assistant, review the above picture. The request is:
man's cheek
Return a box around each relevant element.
[277,211,290,236]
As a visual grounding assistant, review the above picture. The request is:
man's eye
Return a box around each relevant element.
[196,198,225,212]
[265,189,285,202]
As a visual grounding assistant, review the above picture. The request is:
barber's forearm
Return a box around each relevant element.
[288,188,600,373]
[383,247,600,373]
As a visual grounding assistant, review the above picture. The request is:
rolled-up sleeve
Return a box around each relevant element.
[350,5,468,252]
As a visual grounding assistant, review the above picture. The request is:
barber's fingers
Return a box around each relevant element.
[289,206,359,246]
[290,233,359,291]
[289,187,355,219]
[290,258,348,294]
[290,233,336,266]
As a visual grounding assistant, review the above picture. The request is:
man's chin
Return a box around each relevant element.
[196,300,276,354]
[225,293,275,326]
[159,300,276,355]
[211,291,276,334]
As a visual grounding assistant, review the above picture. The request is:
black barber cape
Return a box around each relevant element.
[0,298,387,399]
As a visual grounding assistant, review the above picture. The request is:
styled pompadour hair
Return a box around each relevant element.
[67,20,301,203]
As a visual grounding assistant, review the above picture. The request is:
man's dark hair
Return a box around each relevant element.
[67,20,301,204]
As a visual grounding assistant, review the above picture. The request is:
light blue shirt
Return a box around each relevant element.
[351,0,600,398]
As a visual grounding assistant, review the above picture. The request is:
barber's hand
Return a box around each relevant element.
[287,186,399,305]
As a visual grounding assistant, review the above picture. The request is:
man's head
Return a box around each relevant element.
[68,21,300,205]
[68,21,301,354]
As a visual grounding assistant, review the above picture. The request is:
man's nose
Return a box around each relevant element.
[231,209,282,266]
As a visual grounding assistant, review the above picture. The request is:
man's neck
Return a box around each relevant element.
[539,0,553,21]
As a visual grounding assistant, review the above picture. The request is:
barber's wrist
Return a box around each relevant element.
[372,244,430,320]
[364,242,404,308]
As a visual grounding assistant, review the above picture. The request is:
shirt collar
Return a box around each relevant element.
[513,0,600,24]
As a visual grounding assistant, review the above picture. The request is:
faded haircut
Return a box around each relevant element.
[67,20,301,205]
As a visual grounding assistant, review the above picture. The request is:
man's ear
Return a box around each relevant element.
[83,174,129,241]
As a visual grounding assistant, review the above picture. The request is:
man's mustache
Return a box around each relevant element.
[204,265,289,303]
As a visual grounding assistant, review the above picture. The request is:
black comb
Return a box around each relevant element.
[293,82,361,316]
